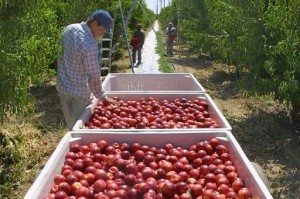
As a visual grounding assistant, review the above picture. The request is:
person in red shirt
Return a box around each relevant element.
[131,23,145,65]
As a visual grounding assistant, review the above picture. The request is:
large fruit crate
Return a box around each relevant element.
[72,93,231,131]
[25,131,273,199]
[102,73,206,93]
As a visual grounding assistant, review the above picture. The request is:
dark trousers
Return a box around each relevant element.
[167,41,174,55]
[132,47,142,63]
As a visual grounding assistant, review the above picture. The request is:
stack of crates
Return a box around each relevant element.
[25,73,273,198]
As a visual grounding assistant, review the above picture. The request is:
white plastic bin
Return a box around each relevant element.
[102,73,206,92]
[24,131,273,199]
[72,93,231,131]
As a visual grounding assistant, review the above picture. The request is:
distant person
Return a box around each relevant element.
[130,23,145,65]
[165,22,176,56]
[56,10,117,130]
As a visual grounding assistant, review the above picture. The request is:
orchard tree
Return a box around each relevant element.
[0,0,154,122]
[259,0,300,122]
[159,0,300,122]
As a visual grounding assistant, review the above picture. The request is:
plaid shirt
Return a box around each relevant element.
[56,22,104,101]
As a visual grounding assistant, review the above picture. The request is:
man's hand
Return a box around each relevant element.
[103,96,118,106]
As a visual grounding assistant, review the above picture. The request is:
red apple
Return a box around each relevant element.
[176,182,188,195]
[75,186,90,198]
[232,178,244,192]
[226,171,238,184]
[159,180,176,198]
[208,138,220,149]
[202,189,214,199]
[54,174,66,185]
[204,173,216,184]
[205,182,217,190]
[190,183,203,197]
[57,182,71,195]
[71,182,82,194]
[226,191,238,199]
[54,191,68,199]
[237,187,251,199]
[215,145,227,156]
[217,184,230,195]
[93,179,107,193]
[66,174,78,185]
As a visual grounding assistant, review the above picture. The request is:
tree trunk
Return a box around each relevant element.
[290,101,300,124]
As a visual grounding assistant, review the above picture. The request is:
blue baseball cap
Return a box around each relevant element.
[91,10,113,33]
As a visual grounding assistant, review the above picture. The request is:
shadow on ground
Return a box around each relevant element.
[29,80,65,133]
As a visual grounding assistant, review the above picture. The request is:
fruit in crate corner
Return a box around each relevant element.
[92,119,102,128]
[42,193,55,199]
[57,182,71,194]
[215,144,228,156]
[232,178,244,192]
[237,187,251,199]
[208,138,220,149]
[100,122,111,129]
[54,174,66,185]
[226,171,238,183]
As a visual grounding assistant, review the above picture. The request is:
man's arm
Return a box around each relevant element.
[141,31,145,45]
[84,47,104,99]
[84,46,117,105]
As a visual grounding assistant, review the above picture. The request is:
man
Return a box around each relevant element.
[56,10,117,130]
[131,23,145,65]
[165,22,176,56]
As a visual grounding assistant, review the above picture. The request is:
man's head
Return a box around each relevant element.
[168,22,173,27]
[91,10,113,33]
[136,23,142,30]
[88,10,113,38]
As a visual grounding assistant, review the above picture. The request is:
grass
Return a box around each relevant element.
[0,79,67,199]
[155,30,175,73]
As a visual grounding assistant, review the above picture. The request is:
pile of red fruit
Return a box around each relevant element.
[85,97,220,129]
[43,137,252,199]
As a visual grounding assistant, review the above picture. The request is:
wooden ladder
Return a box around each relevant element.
[100,35,113,80]
[100,0,139,79]
[99,11,116,80]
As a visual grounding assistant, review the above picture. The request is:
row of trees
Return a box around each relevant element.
[0,0,155,122]
[159,0,300,122]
